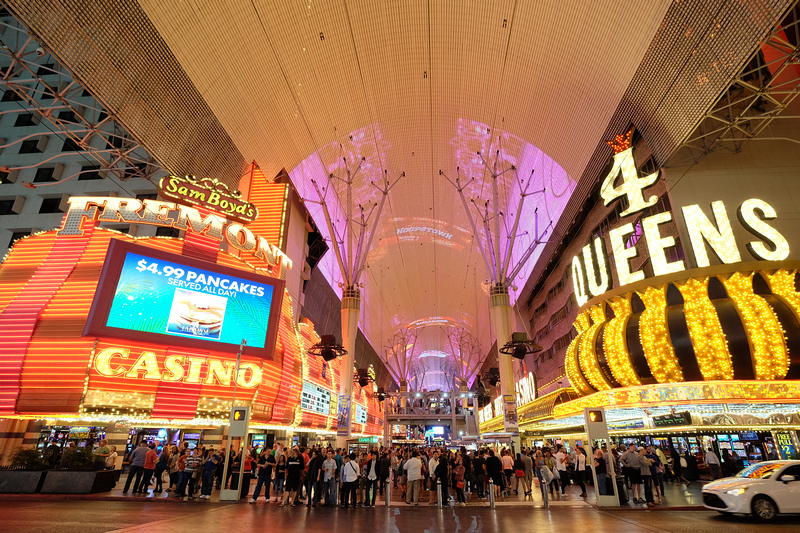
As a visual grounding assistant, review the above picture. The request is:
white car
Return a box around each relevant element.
[702,460,800,520]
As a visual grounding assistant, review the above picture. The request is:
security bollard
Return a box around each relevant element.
[385,479,391,507]
[488,479,495,508]
[437,479,442,508]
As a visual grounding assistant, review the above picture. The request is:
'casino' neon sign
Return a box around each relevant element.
[571,128,789,306]
[93,347,262,389]
[58,196,293,272]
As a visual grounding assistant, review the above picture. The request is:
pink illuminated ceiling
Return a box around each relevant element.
[130,0,672,389]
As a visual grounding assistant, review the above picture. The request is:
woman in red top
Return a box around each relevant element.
[141,443,158,493]
[453,456,467,505]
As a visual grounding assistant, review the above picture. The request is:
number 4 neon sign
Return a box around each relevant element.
[600,128,659,217]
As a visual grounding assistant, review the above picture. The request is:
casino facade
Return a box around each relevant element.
[0,170,384,458]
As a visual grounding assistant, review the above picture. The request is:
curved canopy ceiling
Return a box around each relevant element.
[135,0,671,390]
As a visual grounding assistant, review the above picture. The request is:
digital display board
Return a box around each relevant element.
[355,403,367,425]
[85,241,284,359]
[652,411,692,428]
[301,381,331,415]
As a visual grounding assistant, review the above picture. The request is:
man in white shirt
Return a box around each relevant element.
[428,450,439,504]
[340,453,360,508]
[404,451,423,505]
[322,451,338,506]
[554,445,568,495]
[705,448,721,479]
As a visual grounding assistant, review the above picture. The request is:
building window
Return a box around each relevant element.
[136,193,158,201]
[19,139,42,154]
[107,225,131,235]
[33,167,57,183]
[1,90,22,102]
[0,199,15,215]
[62,138,81,152]
[58,110,78,123]
[39,197,64,214]
[7,230,30,248]
[124,162,148,180]
[0,171,11,184]
[155,226,181,238]
[78,165,102,180]
[665,237,685,264]
[36,64,56,75]
[533,302,547,320]
[14,113,37,127]
[40,87,55,100]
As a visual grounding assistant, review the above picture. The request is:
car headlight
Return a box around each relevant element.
[726,487,748,496]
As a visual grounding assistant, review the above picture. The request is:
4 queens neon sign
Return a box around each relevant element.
[571,128,790,306]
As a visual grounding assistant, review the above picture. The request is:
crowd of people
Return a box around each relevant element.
[107,439,725,508]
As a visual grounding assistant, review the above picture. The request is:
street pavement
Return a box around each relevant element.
[1,500,798,533]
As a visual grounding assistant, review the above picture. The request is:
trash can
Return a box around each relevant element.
[615,476,628,504]
[230,472,253,499]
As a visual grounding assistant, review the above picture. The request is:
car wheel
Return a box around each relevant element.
[751,496,777,521]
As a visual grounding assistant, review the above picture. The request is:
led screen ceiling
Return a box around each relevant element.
[86,241,284,359]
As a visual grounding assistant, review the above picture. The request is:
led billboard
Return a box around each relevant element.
[85,240,284,359]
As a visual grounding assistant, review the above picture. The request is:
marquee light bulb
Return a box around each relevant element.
[603,295,641,387]
[675,277,733,380]
[637,285,683,383]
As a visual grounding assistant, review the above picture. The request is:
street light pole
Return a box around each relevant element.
[220,339,246,500]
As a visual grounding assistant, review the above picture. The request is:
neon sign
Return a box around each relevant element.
[92,347,262,388]
[159,175,259,223]
[571,128,789,306]
[58,196,293,272]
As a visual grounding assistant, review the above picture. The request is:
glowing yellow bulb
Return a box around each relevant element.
[565,311,594,396]
[578,305,613,391]
[603,295,641,387]
[719,272,788,380]
[637,285,683,383]
[675,277,733,380]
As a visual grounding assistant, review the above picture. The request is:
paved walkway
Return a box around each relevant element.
[1,500,798,533]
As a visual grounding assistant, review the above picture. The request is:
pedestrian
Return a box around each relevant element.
[283,448,304,507]
[670,446,690,485]
[554,445,569,495]
[180,448,201,500]
[705,447,721,479]
[453,455,467,505]
[637,448,655,507]
[199,449,218,500]
[154,446,170,492]
[434,452,450,507]
[521,450,533,497]
[404,450,423,505]
[485,449,504,500]
[364,451,379,506]
[501,449,514,495]
[574,446,587,497]
[123,441,149,494]
[427,449,439,505]
[340,453,359,508]
[472,449,486,499]
[106,446,118,471]
[274,454,286,503]
[249,448,275,503]
[167,445,179,492]
[321,450,337,506]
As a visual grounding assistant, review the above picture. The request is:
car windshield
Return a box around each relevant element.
[736,463,785,479]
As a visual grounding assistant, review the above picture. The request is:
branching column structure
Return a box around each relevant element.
[445,326,481,392]
[309,157,402,446]
[442,152,551,447]
[381,326,419,394]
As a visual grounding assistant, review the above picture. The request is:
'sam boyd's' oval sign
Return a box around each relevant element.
[159,175,259,224]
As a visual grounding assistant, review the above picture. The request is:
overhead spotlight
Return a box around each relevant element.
[499,332,543,360]
[376,387,386,402]
[354,368,373,388]
[307,334,347,362]
[35,47,45,56]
